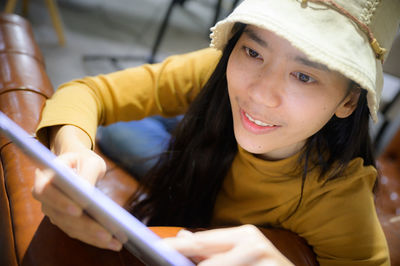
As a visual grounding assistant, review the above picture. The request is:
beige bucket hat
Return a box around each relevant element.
[210,0,400,122]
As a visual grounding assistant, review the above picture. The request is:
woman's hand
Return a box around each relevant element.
[32,125,123,251]
[163,225,294,266]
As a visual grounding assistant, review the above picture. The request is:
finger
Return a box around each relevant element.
[198,244,270,266]
[43,205,122,251]
[33,168,53,196]
[77,154,106,186]
[163,232,233,258]
[177,229,194,237]
[192,225,267,242]
[164,225,271,258]
[33,168,82,216]
[199,245,292,266]
[57,152,106,186]
[54,152,79,169]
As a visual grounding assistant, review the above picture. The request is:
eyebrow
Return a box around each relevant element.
[294,56,330,72]
[244,27,330,72]
[243,28,268,48]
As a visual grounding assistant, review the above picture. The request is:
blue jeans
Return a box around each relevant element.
[96,115,182,180]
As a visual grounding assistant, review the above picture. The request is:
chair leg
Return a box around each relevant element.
[212,0,223,27]
[44,0,65,46]
[4,0,18,13]
[22,0,30,17]
[148,0,185,63]
[212,0,240,28]
[231,0,240,11]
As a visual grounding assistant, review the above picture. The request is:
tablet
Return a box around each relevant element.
[0,112,194,266]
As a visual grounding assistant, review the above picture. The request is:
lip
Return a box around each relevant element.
[239,108,280,135]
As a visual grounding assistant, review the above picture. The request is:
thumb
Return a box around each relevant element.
[56,152,105,186]
[75,153,106,186]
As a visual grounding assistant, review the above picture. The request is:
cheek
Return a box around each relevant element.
[285,95,336,135]
[226,56,240,100]
[227,56,248,131]
[226,54,249,99]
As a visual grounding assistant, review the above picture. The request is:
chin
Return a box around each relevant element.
[235,132,269,155]
[241,145,269,155]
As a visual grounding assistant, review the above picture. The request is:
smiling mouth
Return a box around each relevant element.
[244,111,276,127]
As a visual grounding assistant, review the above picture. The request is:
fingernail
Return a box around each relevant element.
[177,229,193,237]
[68,205,81,216]
[97,231,111,242]
[108,239,122,251]
[191,256,205,264]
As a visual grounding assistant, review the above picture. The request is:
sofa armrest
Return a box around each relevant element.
[0,12,53,266]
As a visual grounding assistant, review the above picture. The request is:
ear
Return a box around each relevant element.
[335,90,361,118]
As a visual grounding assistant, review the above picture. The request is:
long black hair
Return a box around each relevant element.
[127,23,375,227]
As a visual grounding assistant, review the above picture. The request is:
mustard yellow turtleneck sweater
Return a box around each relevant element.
[213,146,388,266]
[37,48,389,265]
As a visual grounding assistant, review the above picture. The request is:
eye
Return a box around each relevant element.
[244,47,262,59]
[292,72,316,83]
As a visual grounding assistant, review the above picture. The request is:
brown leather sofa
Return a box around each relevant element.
[0,12,397,266]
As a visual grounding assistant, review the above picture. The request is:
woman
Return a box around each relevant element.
[34,0,400,265]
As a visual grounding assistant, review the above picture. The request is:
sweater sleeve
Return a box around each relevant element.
[284,159,390,266]
[36,48,221,147]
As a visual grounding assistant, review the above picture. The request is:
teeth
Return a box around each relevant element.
[245,112,274,127]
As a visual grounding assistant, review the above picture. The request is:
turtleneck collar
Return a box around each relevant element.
[237,144,304,179]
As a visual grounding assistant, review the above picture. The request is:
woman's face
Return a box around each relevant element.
[227,25,357,160]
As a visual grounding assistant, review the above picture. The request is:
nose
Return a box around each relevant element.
[247,66,285,108]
